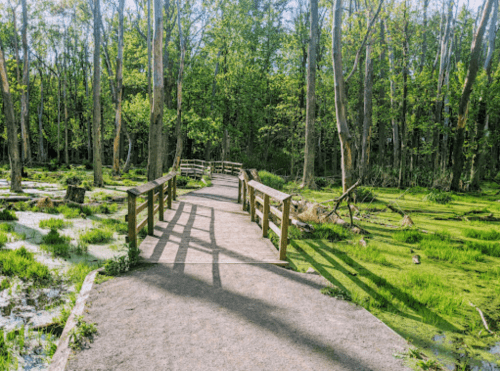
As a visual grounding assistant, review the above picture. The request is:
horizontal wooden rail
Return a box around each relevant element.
[180,159,243,177]
[126,171,177,248]
[238,174,291,261]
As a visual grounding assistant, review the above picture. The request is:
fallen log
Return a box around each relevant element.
[0,196,33,202]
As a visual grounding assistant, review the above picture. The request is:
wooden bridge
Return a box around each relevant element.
[125,162,292,265]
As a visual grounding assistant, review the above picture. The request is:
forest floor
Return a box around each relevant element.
[0,164,205,370]
[281,180,500,370]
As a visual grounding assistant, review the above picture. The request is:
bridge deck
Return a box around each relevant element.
[139,174,284,264]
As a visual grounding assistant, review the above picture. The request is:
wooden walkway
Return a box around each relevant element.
[139,174,286,265]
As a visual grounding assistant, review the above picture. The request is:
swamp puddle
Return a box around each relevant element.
[1,180,128,370]
[431,334,500,370]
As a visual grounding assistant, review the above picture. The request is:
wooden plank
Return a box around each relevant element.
[270,205,282,220]
[263,195,270,238]
[242,180,247,211]
[128,194,137,248]
[249,186,255,222]
[159,184,164,222]
[168,179,172,209]
[255,208,263,221]
[173,175,177,200]
[269,221,281,237]
[255,195,264,206]
[238,179,242,203]
[279,198,291,261]
[127,171,176,196]
[148,189,154,236]
[247,180,291,202]
[137,199,148,214]
[136,216,148,233]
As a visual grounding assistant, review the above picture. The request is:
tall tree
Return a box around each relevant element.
[332,0,355,191]
[20,0,31,165]
[112,0,126,176]
[450,0,495,191]
[301,0,318,188]
[173,0,186,169]
[93,0,104,186]
[147,0,164,180]
[0,40,22,192]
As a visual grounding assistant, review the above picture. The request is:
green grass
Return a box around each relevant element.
[284,180,500,368]
[0,210,17,221]
[0,233,7,248]
[98,219,127,234]
[0,247,50,282]
[39,218,71,230]
[56,205,81,219]
[463,228,500,240]
[0,224,14,233]
[41,230,71,257]
[79,228,113,244]
[66,262,98,292]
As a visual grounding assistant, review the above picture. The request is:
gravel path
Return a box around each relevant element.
[66,175,410,371]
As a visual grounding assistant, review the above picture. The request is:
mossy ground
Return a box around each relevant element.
[284,181,500,368]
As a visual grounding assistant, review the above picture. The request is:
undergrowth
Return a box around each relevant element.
[79,228,113,244]
[0,247,50,282]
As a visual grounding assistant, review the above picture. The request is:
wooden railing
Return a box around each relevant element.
[238,172,291,261]
[180,159,210,177]
[126,171,177,248]
[212,161,242,176]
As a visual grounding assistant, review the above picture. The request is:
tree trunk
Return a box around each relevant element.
[398,1,409,189]
[84,45,91,162]
[37,68,44,162]
[360,16,373,180]
[147,0,153,108]
[332,0,355,192]
[93,0,104,186]
[387,28,399,170]
[112,0,125,176]
[378,19,387,167]
[0,41,22,192]
[147,0,164,180]
[450,0,495,191]
[301,0,318,189]
[173,0,185,170]
[20,0,31,166]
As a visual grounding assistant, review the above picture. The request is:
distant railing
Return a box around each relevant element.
[238,172,291,261]
[211,161,242,176]
[180,159,243,177]
[126,171,177,248]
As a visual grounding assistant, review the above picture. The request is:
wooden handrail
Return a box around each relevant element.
[239,174,291,261]
[126,170,177,248]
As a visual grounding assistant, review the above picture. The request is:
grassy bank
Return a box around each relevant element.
[281,181,500,369]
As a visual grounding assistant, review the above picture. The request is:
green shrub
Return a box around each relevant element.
[79,228,113,244]
[81,180,94,191]
[41,243,70,257]
[69,316,98,350]
[66,263,97,291]
[0,247,50,281]
[39,218,70,230]
[0,210,17,221]
[0,279,9,290]
[176,175,190,188]
[463,228,500,241]
[0,233,7,248]
[314,177,330,189]
[42,229,71,245]
[258,171,285,190]
[423,189,453,204]
[99,219,127,234]
[97,203,118,215]
[0,224,14,233]
[57,205,80,219]
[354,187,375,202]
[288,223,350,241]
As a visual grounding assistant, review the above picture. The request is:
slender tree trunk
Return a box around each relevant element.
[387,28,399,169]
[173,0,185,169]
[112,0,125,176]
[470,0,498,189]
[398,1,409,188]
[0,41,22,191]
[361,16,373,180]
[20,0,31,165]
[450,0,495,191]
[147,0,164,180]
[84,45,91,162]
[93,0,104,186]
[147,0,153,108]
[301,0,318,189]
[378,19,387,167]
[332,0,355,192]
[37,68,44,162]
[64,47,69,165]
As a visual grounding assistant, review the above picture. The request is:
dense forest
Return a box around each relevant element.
[0,0,498,191]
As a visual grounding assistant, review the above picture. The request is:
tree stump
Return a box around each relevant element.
[65,186,86,204]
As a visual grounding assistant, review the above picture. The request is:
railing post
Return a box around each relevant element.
[242,180,247,211]
[279,198,291,261]
[238,179,242,203]
[148,189,154,236]
[231,163,234,175]
[263,195,270,238]
[168,178,172,209]
[173,175,177,200]
[128,193,137,248]
[249,185,255,222]
[159,184,165,222]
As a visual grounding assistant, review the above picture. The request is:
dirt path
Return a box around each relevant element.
[65,175,410,370]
